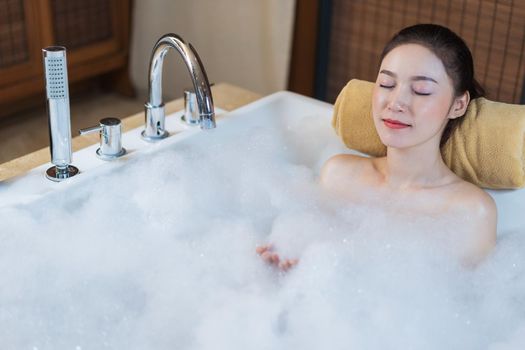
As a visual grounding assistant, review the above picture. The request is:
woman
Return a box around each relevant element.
[258,24,497,269]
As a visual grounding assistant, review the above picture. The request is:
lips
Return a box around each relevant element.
[382,118,411,129]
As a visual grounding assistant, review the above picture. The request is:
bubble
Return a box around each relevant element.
[0,115,523,349]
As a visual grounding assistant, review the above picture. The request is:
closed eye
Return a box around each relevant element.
[414,91,431,96]
[379,84,394,89]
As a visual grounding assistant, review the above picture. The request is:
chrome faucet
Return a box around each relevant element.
[142,33,216,142]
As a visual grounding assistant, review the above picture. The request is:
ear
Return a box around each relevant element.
[449,91,470,119]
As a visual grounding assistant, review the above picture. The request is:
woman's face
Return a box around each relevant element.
[372,43,460,150]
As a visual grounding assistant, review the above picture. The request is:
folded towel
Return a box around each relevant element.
[332,79,525,189]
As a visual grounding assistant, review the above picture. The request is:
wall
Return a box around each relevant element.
[130,0,296,101]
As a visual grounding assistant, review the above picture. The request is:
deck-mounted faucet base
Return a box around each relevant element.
[141,102,169,142]
[45,165,79,182]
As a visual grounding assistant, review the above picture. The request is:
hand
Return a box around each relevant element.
[256,244,299,271]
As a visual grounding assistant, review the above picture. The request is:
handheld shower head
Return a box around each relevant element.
[42,46,78,181]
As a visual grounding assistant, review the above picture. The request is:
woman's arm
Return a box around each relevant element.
[256,154,368,271]
[254,155,354,272]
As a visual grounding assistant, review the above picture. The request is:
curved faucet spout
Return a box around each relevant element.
[142,33,215,141]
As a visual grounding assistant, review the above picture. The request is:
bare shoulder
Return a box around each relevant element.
[448,180,497,264]
[319,154,372,188]
[451,181,497,219]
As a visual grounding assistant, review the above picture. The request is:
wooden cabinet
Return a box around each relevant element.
[0,0,133,118]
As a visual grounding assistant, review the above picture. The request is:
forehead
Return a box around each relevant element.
[380,43,448,79]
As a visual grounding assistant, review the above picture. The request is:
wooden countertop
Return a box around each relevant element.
[0,83,262,181]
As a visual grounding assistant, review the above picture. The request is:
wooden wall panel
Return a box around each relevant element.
[322,0,525,103]
[288,0,319,97]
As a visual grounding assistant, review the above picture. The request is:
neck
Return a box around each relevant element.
[382,140,452,190]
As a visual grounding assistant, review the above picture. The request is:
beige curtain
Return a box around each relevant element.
[130,0,296,101]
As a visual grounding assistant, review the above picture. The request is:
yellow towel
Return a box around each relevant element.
[332,79,525,189]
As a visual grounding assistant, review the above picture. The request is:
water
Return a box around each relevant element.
[1,114,524,349]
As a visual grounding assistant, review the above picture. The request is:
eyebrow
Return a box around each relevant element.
[379,69,438,84]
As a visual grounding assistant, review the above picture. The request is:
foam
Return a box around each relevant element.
[0,115,524,349]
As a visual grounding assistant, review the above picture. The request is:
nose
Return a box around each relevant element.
[387,86,409,112]
[388,100,406,112]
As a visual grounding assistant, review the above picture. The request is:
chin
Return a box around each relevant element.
[380,138,412,150]
[376,130,412,149]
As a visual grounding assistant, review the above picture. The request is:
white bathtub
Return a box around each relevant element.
[2,91,523,233]
[1,92,524,349]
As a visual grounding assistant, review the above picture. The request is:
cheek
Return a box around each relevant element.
[371,86,385,116]
[415,96,452,123]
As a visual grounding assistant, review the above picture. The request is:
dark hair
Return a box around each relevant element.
[380,24,485,147]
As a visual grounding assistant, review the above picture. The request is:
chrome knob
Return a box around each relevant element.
[181,88,200,126]
[79,117,126,160]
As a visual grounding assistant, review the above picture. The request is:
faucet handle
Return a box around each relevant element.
[181,88,200,126]
[79,117,126,160]
[79,125,102,135]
